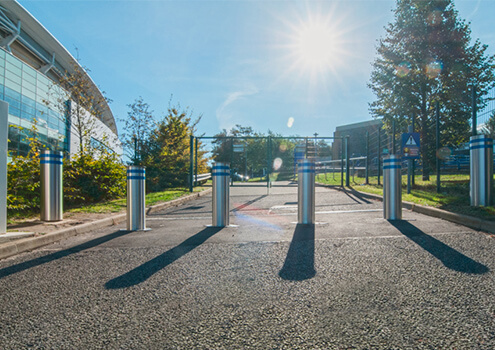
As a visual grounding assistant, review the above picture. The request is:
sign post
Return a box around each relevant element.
[401,131,420,194]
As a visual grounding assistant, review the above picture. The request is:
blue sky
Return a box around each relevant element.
[17,0,495,139]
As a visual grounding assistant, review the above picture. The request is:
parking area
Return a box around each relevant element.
[0,183,494,349]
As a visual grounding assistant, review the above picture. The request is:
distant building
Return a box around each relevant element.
[0,0,120,156]
[332,119,382,159]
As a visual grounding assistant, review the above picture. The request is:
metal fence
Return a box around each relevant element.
[330,87,495,191]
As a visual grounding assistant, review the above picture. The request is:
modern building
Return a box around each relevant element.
[0,0,120,157]
[332,119,383,159]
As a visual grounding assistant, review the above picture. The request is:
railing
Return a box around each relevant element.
[195,173,211,185]
[316,156,368,184]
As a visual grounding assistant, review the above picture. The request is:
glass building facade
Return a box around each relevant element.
[0,48,69,156]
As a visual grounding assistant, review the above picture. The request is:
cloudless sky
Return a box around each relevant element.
[16,0,495,139]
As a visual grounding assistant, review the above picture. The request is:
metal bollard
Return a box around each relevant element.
[298,159,315,225]
[470,135,493,206]
[212,162,230,227]
[383,155,402,220]
[40,150,63,222]
[127,166,147,231]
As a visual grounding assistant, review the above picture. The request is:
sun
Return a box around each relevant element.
[295,22,338,72]
[281,11,348,81]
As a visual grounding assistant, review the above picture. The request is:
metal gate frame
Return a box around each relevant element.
[189,135,350,192]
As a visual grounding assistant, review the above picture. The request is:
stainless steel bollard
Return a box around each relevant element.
[40,150,63,222]
[470,135,493,206]
[212,162,230,227]
[298,159,315,225]
[127,166,147,231]
[383,155,402,220]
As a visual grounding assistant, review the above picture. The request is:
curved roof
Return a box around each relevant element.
[0,0,117,134]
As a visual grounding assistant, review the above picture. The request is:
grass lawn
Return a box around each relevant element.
[316,172,495,221]
[7,186,209,224]
[69,185,209,214]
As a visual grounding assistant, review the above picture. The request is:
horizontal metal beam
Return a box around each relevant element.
[197,136,340,140]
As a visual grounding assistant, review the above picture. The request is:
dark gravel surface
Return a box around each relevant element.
[1,184,494,349]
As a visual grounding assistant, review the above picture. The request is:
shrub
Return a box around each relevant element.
[64,150,126,206]
[7,144,41,212]
[7,143,126,214]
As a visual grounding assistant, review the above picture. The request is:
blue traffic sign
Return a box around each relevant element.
[401,132,420,159]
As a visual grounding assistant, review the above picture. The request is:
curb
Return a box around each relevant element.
[0,188,212,261]
[320,183,495,234]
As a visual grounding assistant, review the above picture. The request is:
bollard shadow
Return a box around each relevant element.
[105,227,222,289]
[335,186,372,204]
[232,195,267,212]
[279,224,316,281]
[0,230,133,280]
[389,220,489,274]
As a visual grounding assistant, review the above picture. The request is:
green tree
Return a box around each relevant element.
[143,104,207,191]
[211,126,321,180]
[120,97,155,165]
[369,0,495,180]
[46,62,113,156]
[212,125,268,177]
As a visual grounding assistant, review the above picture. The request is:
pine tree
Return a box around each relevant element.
[143,104,207,191]
[369,0,495,180]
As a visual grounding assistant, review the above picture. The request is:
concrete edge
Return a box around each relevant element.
[316,183,495,234]
[0,188,213,261]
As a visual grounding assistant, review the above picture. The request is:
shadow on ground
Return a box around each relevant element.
[279,224,316,281]
[0,230,132,279]
[390,220,489,274]
[105,227,222,289]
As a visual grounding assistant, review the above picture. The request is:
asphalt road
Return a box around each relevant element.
[0,182,494,349]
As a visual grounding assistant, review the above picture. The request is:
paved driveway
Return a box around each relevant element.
[0,183,494,349]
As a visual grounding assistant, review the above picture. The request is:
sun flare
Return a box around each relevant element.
[281,10,348,83]
[295,22,337,71]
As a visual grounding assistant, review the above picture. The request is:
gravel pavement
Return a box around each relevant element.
[0,182,494,349]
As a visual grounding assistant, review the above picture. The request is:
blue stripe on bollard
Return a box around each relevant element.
[383,165,401,169]
[212,172,230,176]
[383,159,401,163]
[212,166,230,170]
[127,169,146,173]
[40,153,63,158]
[298,169,315,173]
[469,138,493,144]
[470,144,493,150]
[127,176,146,180]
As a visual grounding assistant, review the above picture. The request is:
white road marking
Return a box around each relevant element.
[150,208,384,220]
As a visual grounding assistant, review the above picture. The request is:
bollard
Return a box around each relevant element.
[127,166,147,231]
[470,135,493,206]
[212,162,230,227]
[40,150,63,222]
[298,159,315,225]
[383,155,402,220]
